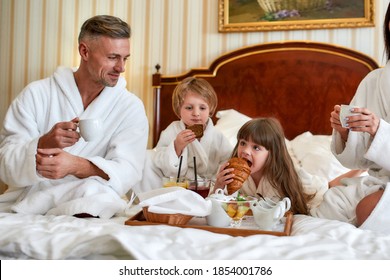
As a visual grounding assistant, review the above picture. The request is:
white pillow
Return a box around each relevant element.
[214,109,251,146]
[290,132,350,181]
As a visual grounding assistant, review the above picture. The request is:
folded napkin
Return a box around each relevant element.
[138,187,212,216]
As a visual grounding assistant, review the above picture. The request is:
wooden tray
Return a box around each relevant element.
[124,211,293,237]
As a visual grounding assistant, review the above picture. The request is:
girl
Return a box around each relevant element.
[152,77,232,183]
[215,118,315,215]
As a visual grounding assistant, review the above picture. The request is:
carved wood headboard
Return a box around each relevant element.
[152,41,379,147]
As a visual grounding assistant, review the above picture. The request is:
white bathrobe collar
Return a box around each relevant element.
[53,66,127,119]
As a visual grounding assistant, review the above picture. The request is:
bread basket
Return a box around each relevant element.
[257,0,326,14]
[142,207,193,225]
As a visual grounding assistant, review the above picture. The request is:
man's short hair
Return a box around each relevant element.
[78,15,131,43]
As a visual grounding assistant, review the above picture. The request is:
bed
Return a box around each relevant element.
[2,41,390,261]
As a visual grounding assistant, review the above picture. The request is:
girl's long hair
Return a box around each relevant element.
[231,118,313,214]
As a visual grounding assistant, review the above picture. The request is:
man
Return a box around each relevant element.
[0,15,148,218]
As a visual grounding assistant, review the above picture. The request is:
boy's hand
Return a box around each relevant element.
[174,129,196,156]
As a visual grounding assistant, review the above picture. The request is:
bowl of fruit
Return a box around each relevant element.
[209,190,256,227]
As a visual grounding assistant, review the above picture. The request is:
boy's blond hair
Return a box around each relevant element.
[172,77,218,119]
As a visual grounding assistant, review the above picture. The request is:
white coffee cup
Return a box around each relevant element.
[339,105,360,128]
[78,118,103,141]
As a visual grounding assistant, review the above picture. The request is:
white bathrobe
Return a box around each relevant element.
[311,62,390,234]
[0,67,148,218]
[134,119,232,193]
[239,166,328,210]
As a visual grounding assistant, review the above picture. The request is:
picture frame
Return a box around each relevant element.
[219,0,375,32]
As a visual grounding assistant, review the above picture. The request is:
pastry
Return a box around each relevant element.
[226,157,251,195]
[187,124,204,139]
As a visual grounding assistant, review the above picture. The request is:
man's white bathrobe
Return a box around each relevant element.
[135,119,232,193]
[311,62,390,234]
[0,67,148,218]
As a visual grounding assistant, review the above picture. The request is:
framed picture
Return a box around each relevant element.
[219,0,375,32]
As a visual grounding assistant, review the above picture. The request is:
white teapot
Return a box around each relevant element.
[205,189,232,227]
[250,197,291,230]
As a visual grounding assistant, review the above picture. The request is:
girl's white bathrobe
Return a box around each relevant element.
[311,62,390,234]
[0,67,148,218]
[239,166,328,210]
[135,119,232,193]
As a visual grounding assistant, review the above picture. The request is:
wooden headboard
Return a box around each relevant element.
[152,41,379,147]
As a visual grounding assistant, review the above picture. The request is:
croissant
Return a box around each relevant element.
[226,157,251,195]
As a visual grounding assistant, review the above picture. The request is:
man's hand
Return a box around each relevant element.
[36,148,78,179]
[38,118,80,149]
[36,148,109,180]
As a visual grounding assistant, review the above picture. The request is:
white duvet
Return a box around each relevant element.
[0,209,389,260]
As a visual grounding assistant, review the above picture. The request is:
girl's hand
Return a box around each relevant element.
[214,161,235,190]
[174,129,196,156]
[330,105,349,142]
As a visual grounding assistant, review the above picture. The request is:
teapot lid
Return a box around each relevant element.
[209,189,232,201]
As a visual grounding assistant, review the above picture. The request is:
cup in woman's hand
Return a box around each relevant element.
[339,105,360,128]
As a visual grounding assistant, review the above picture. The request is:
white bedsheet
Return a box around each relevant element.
[0,207,389,260]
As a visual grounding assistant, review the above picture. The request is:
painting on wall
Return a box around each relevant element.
[219,0,375,32]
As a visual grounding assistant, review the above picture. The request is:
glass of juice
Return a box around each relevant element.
[188,179,211,199]
[162,177,189,189]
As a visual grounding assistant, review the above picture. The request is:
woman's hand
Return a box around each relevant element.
[214,161,235,190]
[330,105,349,142]
[174,129,196,156]
[346,107,380,137]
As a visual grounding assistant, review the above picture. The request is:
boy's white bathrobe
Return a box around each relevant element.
[311,62,390,234]
[135,119,232,193]
[0,67,148,218]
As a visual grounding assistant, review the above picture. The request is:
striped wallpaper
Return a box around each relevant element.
[0,0,389,149]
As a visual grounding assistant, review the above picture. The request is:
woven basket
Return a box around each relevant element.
[257,0,326,13]
[142,207,193,225]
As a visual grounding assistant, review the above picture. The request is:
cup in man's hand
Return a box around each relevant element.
[78,118,103,141]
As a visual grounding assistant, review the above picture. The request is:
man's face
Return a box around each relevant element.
[85,36,130,87]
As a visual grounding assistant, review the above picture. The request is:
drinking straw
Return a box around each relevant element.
[176,156,183,183]
[193,156,198,191]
